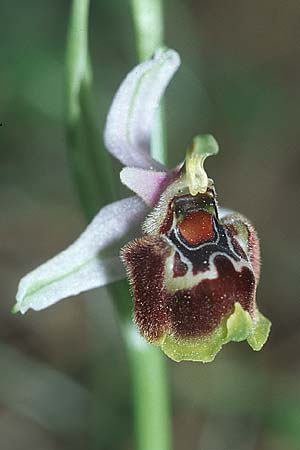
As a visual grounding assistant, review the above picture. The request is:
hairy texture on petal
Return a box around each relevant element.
[121,236,170,342]
[15,197,147,313]
[104,48,180,169]
[120,167,173,206]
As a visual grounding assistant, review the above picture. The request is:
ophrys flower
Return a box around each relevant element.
[14,49,271,362]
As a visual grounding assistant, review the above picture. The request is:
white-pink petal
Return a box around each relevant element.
[15,197,147,313]
[104,48,180,169]
[120,167,170,206]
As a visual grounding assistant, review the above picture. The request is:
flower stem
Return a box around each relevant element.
[125,325,171,450]
[131,0,163,60]
[131,0,167,164]
[130,2,172,450]
[131,0,167,166]
[108,281,171,450]
[65,0,115,219]
[65,2,119,448]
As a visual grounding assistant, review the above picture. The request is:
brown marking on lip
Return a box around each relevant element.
[168,255,256,338]
[173,252,188,278]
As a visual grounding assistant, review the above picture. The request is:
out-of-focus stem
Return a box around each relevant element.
[131,0,167,166]
[66,1,171,450]
[65,2,119,449]
[131,0,163,60]
[65,0,115,220]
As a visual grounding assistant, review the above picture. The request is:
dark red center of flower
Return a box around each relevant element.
[178,210,214,245]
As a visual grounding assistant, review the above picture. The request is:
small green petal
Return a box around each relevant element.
[225,302,253,342]
[158,302,271,363]
[159,320,227,363]
[247,310,271,351]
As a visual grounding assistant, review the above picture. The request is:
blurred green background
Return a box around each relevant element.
[1,1,300,449]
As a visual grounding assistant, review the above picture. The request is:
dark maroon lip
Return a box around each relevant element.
[122,236,256,342]
[167,255,256,339]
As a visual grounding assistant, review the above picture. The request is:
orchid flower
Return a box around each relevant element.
[14,49,271,362]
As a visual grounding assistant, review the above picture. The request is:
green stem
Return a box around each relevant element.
[65,2,119,448]
[131,0,163,61]
[131,0,167,166]
[112,280,171,450]
[130,2,172,450]
[125,325,171,450]
[65,0,115,219]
